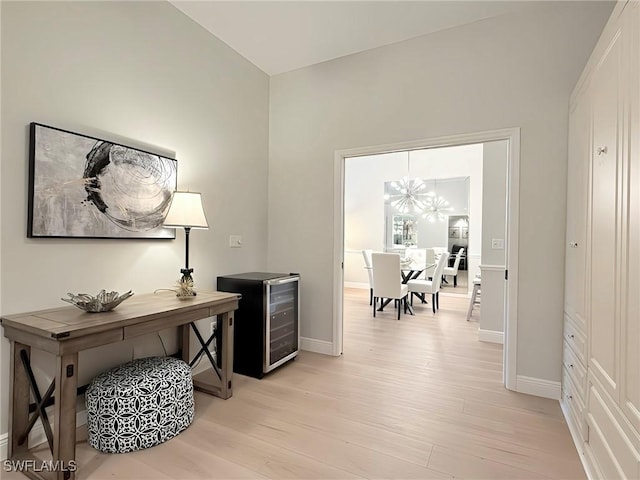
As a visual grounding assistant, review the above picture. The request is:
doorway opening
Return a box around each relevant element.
[332,128,520,391]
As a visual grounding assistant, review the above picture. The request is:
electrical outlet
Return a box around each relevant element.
[229,235,243,248]
[491,238,505,249]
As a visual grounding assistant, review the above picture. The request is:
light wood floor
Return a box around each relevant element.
[7,288,584,479]
[441,269,468,292]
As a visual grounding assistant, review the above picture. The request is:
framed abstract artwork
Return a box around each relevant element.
[28,123,177,239]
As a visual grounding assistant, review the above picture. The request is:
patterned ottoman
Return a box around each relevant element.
[86,356,194,453]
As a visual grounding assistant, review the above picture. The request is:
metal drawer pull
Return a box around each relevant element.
[566,394,573,400]
[596,146,608,155]
[567,334,575,339]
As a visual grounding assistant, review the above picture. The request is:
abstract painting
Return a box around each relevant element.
[28,123,177,238]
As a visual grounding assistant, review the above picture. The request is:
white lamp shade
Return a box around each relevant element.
[163,191,209,229]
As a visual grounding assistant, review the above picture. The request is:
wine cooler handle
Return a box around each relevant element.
[267,276,299,285]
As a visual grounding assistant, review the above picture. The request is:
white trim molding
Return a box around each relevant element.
[479,264,506,272]
[333,146,346,356]
[478,329,504,344]
[560,402,598,480]
[300,337,335,356]
[1,410,88,460]
[516,375,561,400]
[1,432,7,461]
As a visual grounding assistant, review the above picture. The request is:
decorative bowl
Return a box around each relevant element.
[62,290,134,313]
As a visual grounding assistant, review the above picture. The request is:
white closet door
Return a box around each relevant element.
[589,30,622,401]
[621,4,640,434]
[565,92,590,329]
[623,102,640,435]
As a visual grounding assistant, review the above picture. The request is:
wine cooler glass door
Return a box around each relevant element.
[265,276,299,372]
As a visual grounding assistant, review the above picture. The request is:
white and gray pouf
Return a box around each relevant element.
[86,356,194,454]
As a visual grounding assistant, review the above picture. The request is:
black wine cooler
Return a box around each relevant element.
[217,272,300,378]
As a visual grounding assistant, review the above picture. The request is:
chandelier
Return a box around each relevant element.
[422,193,452,222]
[385,176,429,214]
[385,152,453,221]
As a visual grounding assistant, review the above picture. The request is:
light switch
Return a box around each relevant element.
[229,235,243,248]
[491,238,505,249]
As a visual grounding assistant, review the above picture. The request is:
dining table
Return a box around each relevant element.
[400,261,435,283]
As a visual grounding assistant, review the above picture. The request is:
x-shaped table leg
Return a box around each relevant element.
[188,322,222,381]
[19,349,55,453]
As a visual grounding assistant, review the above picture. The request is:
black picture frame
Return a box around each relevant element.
[28,123,177,239]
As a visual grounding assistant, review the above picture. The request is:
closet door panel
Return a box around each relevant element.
[565,94,590,328]
[587,385,638,480]
[623,125,640,434]
[589,31,621,399]
[623,6,640,431]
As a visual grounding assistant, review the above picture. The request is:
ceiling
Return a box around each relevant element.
[169,1,536,76]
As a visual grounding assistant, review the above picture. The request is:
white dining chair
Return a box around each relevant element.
[407,252,449,313]
[466,275,481,321]
[443,247,464,287]
[424,248,436,279]
[361,249,375,305]
[372,252,409,320]
[431,247,448,257]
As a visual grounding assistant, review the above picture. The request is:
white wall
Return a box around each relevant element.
[344,144,482,289]
[481,141,508,267]
[1,1,269,444]
[268,3,613,382]
[479,140,508,337]
[344,151,402,286]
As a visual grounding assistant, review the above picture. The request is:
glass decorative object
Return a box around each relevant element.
[62,290,134,312]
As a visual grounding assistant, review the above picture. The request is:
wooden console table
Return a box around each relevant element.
[1,290,239,480]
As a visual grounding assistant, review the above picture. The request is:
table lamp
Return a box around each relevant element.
[163,191,209,296]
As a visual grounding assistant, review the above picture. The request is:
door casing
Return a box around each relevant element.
[332,127,520,391]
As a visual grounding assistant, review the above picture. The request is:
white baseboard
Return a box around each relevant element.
[77,409,88,428]
[0,432,7,461]
[516,375,561,400]
[478,329,504,344]
[300,337,335,356]
[560,401,598,480]
[344,282,368,290]
[31,410,88,449]
[1,410,88,460]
